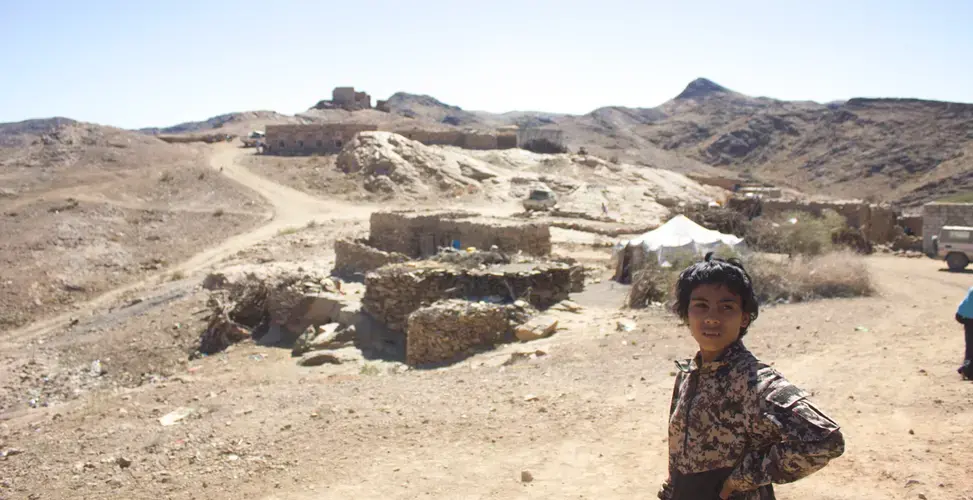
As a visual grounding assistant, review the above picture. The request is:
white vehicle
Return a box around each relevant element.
[931,225,973,271]
[522,188,557,211]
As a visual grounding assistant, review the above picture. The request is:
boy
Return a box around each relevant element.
[658,253,845,499]
[955,286,973,380]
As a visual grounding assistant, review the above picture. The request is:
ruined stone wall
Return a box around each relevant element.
[394,128,464,146]
[406,300,512,366]
[517,128,565,148]
[922,203,973,253]
[497,133,517,149]
[332,238,410,280]
[462,132,499,150]
[368,211,552,258]
[362,263,578,333]
[264,124,378,155]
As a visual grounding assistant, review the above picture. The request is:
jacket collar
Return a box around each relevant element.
[675,340,748,374]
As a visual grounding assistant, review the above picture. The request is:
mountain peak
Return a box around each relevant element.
[675,78,730,99]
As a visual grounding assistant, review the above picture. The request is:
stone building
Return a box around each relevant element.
[263,123,378,155]
[332,87,371,110]
[922,202,973,253]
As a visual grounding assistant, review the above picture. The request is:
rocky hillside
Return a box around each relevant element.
[133,78,973,206]
[631,79,973,207]
[137,111,307,137]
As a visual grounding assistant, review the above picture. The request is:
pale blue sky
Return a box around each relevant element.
[2,0,971,129]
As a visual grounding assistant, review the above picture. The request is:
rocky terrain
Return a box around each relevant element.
[1,78,972,500]
[0,119,269,330]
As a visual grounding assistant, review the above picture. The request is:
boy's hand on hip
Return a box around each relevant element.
[719,480,738,499]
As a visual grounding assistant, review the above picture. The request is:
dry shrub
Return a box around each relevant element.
[746,209,848,256]
[626,247,873,308]
[627,264,675,308]
[626,247,736,308]
[744,250,874,303]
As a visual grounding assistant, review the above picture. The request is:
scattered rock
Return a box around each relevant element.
[1,448,23,459]
[616,319,637,332]
[159,407,195,426]
[521,470,534,483]
[298,351,345,367]
[552,300,583,313]
[523,394,539,402]
[515,316,559,342]
[116,457,132,469]
[90,360,106,377]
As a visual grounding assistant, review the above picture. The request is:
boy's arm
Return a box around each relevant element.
[724,374,845,494]
[657,370,685,500]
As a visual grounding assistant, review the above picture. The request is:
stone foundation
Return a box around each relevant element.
[406,300,516,366]
[333,238,409,280]
[369,209,552,258]
[362,261,580,333]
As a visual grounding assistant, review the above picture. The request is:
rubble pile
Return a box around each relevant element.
[195,268,346,356]
[362,261,582,333]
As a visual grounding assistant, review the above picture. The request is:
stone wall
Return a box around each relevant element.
[390,128,514,150]
[333,87,371,110]
[922,203,973,253]
[264,124,378,155]
[405,300,513,366]
[362,262,579,333]
[369,210,552,258]
[332,238,410,281]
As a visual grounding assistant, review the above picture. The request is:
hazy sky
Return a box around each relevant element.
[2,0,971,129]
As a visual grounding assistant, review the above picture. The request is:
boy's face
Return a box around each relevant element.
[687,283,750,358]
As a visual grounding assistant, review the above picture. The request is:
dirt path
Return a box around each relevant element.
[1,144,375,346]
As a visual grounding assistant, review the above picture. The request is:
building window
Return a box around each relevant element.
[279,140,285,148]
[298,140,304,148]
[316,140,323,148]
[335,140,343,148]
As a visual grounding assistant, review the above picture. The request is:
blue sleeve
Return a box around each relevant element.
[958,288,973,318]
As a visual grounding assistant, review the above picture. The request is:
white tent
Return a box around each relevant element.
[612,215,745,281]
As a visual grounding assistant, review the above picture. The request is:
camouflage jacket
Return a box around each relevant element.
[658,341,844,500]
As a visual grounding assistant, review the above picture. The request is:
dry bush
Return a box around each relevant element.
[627,264,674,308]
[744,250,874,303]
[746,209,848,256]
[626,247,873,308]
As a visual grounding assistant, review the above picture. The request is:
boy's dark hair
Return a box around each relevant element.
[672,252,759,337]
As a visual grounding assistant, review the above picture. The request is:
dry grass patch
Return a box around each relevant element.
[627,249,874,308]
[746,250,874,303]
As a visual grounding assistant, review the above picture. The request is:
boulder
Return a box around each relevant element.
[514,315,559,341]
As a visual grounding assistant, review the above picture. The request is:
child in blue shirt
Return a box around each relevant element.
[955,286,973,380]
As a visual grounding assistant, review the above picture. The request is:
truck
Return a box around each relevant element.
[931,225,973,271]
[522,186,557,211]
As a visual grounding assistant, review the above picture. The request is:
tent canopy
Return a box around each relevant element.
[612,215,745,280]
[624,215,744,252]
